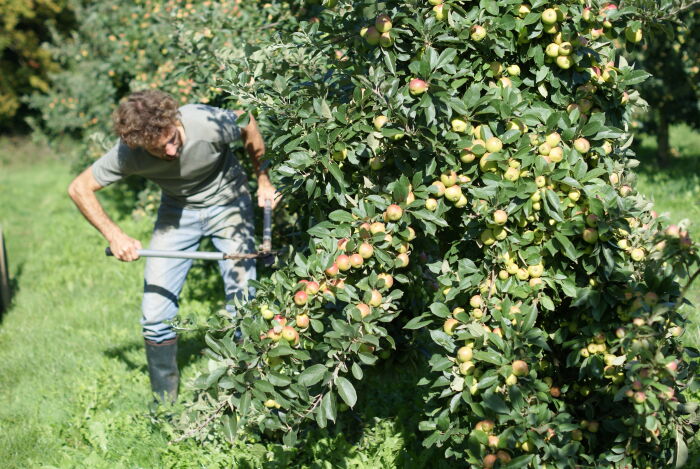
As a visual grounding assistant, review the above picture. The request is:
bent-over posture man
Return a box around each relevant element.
[68,89,277,402]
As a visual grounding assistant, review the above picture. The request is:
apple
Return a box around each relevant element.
[364,26,380,46]
[457,346,473,362]
[336,254,351,271]
[483,455,497,469]
[517,4,530,18]
[431,180,446,197]
[583,227,599,244]
[451,117,468,133]
[296,313,310,329]
[485,137,503,153]
[550,386,561,398]
[625,27,643,43]
[470,24,486,41]
[332,148,347,161]
[630,247,645,262]
[621,91,629,105]
[348,253,363,268]
[503,167,519,182]
[568,190,580,202]
[475,420,495,433]
[512,360,529,376]
[260,305,275,320]
[493,210,508,225]
[425,198,438,211]
[294,290,308,306]
[541,8,558,25]
[488,434,500,448]
[548,146,563,162]
[556,55,573,70]
[489,61,503,76]
[459,360,475,375]
[480,229,496,246]
[369,156,385,170]
[545,43,560,58]
[281,325,299,344]
[590,28,603,40]
[571,429,583,441]
[506,64,521,76]
[582,7,592,21]
[558,42,573,55]
[443,318,459,335]
[444,185,462,202]
[433,4,447,21]
[505,374,518,386]
[574,137,590,154]
[273,315,287,327]
[498,77,512,88]
[528,263,544,278]
[460,148,476,163]
[264,399,280,409]
[441,170,458,187]
[356,303,371,318]
[633,391,646,404]
[375,14,392,32]
[409,78,428,95]
[325,263,339,276]
[377,273,394,289]
[305,281,320,295]
[337,237,348,250]
[358,242,374,259]
[379,32,393,48]
[368,289,382,307]
[372,115,388,130]
[385,204,403,221]
[396,252,410,267]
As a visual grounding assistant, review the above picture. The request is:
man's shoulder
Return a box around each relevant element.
[180,104,240,142]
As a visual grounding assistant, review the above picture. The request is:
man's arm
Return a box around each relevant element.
[236,111,279,208]
[67,167,142,261]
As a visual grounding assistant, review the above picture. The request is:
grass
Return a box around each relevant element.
[0,128,698,468]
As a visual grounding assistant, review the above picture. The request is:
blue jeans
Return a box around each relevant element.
[141,195,256,343]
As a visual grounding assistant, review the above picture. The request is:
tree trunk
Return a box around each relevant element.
[657,108,670,167]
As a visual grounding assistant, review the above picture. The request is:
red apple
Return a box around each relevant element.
[409,78,428,95]
[294,290,308,306]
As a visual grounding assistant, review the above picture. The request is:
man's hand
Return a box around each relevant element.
[109,233,143,262]
[257,173,281,209]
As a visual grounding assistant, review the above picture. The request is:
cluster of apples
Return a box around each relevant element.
[360,14,394,48]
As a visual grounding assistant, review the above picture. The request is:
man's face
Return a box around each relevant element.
[145,125,182,161]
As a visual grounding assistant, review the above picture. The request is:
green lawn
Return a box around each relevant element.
[0,129,698,468]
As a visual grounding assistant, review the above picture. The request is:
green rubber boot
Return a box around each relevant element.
[145,338,179,404]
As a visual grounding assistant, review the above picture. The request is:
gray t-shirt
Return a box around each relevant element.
[92,104,248,209]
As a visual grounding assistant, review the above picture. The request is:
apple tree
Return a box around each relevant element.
[179,0,699,467]
[634,6,700,166]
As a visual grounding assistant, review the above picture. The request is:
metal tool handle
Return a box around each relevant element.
[262,199,272,253]
[105,247,225,260]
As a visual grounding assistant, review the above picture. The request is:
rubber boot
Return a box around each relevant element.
[145,337,179,404]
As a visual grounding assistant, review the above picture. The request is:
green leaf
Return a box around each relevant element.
[335,376,357,408]
[298,364,327,387]
[221,414,238,443]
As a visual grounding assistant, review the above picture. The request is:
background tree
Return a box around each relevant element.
[635,4,700,166]
[0,0,74,132]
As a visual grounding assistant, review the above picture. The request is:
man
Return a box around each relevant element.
[68,89,277,403]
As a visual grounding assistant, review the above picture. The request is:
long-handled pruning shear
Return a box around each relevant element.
[106,199,277,265]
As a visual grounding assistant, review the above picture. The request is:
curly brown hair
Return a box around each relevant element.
[112,90,180,149]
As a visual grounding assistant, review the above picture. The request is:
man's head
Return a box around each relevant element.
[113,90,182,160]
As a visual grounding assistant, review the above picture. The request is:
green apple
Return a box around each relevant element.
[541,8,558,25]
[375,14,392,33]
[470,25,487,41]
[485,137,503,153]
